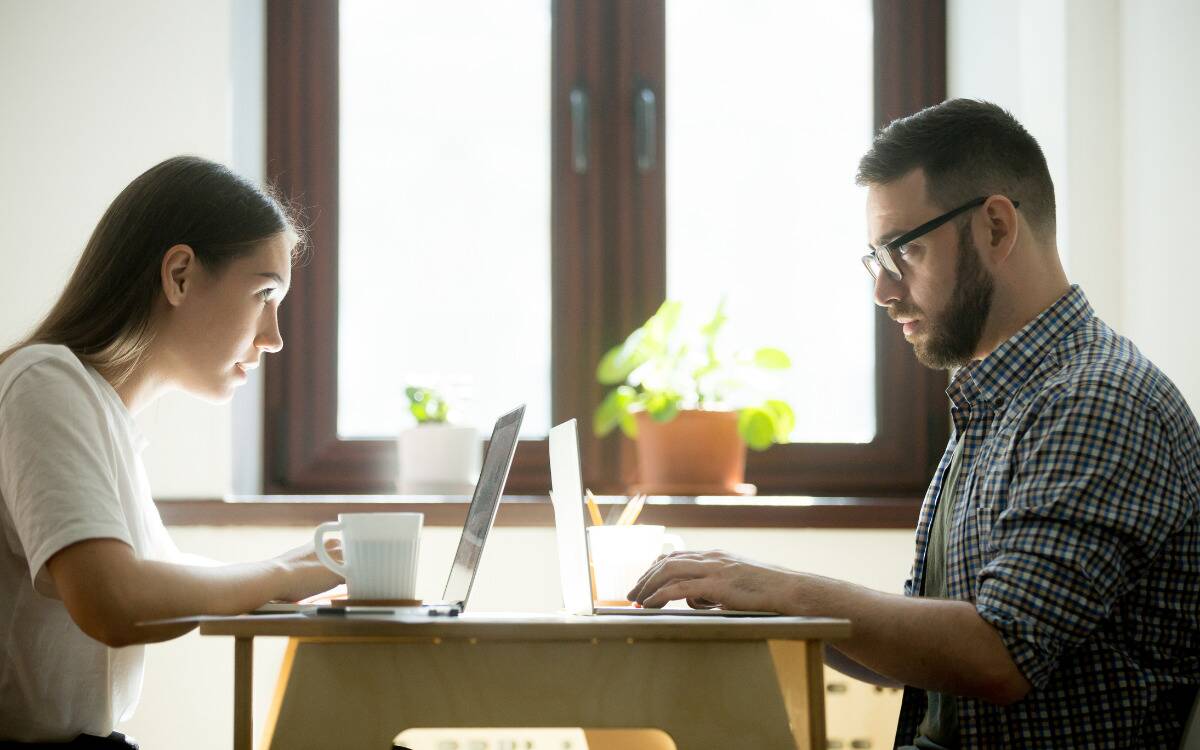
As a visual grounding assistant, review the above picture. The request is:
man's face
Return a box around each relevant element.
[866,170,994,370]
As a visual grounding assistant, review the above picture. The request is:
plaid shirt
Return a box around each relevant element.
[893,286,1200,749]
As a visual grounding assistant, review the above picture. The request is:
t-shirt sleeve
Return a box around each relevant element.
[0,356,133,597]
[974,383,1187,689]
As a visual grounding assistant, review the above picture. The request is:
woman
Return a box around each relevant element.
[0,156,343,747]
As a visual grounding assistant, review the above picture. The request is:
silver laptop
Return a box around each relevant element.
[548,418,776,617]
[301,405,525,617]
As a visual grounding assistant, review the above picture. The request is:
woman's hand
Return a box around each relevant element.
[269,538,344,603]
[47,536,347,648]
[626,549,799,613]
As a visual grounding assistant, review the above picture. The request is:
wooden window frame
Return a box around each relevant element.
[263,0,948,497]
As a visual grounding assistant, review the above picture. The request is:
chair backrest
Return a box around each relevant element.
[1182,688,1200,750]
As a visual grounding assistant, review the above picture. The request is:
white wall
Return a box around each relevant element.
[1119,0,1200,411]
[0,0,255,498]
[947,0,1199,409]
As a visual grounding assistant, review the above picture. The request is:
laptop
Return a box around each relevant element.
[263,405,525,617]
[548,418,776,617]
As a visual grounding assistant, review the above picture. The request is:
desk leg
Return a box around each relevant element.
[234,637,253,750]
[768,639,827,749]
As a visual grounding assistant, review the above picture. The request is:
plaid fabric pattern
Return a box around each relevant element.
[893,286,1200,749]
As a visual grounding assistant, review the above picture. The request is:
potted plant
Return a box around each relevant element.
[396,385,481,495]
[593,300,794,495]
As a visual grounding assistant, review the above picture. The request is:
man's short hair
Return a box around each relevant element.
[856,99,1056,240]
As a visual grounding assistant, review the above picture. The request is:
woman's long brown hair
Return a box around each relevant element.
[0,156,302,386]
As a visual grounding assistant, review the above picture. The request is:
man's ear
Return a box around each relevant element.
[161,244,196,307]
[980,196,1020,266]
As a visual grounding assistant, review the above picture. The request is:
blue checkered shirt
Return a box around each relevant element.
[893,286,1200,749]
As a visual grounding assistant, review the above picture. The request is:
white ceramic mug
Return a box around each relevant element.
[587,525,683,605]
[314,512,423,600]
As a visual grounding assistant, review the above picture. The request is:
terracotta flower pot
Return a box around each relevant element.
[629,410,755,496]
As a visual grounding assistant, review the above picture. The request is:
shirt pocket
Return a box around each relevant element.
[969,468,1009,557]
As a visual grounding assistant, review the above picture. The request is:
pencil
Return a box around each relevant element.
[584,489,604,526]
[617,494,646,526]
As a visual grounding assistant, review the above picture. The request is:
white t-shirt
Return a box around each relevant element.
[0,344,178,742]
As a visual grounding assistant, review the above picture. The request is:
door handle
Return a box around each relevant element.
[634,85,657,173]
[570,86,589,174]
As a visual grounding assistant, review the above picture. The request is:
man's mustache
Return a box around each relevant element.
[888,303,923,321]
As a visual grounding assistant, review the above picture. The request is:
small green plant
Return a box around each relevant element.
[405,385,451,424]
[593,300,796,451]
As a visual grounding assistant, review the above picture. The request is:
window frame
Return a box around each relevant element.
[262,0,949,497]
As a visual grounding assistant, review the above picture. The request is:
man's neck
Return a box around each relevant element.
[974,271,1072,360]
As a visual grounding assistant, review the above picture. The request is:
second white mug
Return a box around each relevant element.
[587,524,683,606]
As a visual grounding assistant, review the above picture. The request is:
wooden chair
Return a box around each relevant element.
[1182,689,1200,750]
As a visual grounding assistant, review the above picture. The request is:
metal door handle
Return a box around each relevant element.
[634,85,657,173]
[570,86,589,174]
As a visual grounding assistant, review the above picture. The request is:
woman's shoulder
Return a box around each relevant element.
[0,344,93,403]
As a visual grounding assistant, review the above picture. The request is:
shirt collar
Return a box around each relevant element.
[947,285,1093,409]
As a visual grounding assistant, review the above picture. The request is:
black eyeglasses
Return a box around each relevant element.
[861,196,1019,281]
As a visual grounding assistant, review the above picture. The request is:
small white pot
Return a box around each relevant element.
[396,424,481,496]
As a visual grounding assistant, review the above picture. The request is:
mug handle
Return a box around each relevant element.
[662,533,684,554]
[314,521,347,576]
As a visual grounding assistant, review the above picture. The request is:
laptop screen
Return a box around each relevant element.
[441,405,525,606]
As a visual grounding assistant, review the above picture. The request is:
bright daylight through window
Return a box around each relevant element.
[666,0,875,443]
[338,0,552,439]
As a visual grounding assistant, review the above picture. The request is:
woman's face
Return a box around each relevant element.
[158,233,292,402]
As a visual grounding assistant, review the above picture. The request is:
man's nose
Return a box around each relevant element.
[872,270,904,307]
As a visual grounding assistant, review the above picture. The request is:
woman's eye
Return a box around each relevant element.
[257,288,275,302]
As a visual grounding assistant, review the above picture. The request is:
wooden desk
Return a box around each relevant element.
[199,613,850,750]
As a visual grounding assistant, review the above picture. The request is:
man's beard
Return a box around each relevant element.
[903,222,995,370]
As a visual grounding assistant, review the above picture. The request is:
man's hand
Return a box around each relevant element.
[626,547,1032,705]
[627,549,798,613]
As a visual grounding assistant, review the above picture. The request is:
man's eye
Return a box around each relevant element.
[896,243,917,258]
[257,288,275,302]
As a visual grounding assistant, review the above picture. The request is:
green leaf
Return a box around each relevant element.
[405,385,450,424]
[596,300,685,386]
[646,300,683,343]
[645,392,680,422]
[737,407,777,451]
[764,399,795,442]
[618,410,638,439]
[594,385,638,437]
[700,298,728,341]
[753,347,791,370]
[596,329,650,385]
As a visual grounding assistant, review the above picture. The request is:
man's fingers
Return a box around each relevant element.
[629,559,714,604]
[641,579,710,609]
[627,550,724,601]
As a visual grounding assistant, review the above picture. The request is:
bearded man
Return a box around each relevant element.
[628,99,1199,749]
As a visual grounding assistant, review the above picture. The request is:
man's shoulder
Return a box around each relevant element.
[1034,317,1195,432]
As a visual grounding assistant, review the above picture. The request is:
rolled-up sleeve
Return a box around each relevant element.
[974,382,1186,689]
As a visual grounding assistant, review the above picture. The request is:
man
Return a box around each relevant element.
[628,99,1199,748]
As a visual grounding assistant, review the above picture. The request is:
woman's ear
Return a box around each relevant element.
[161,244,196,307]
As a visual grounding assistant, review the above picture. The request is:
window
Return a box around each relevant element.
[263,0,948,496]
